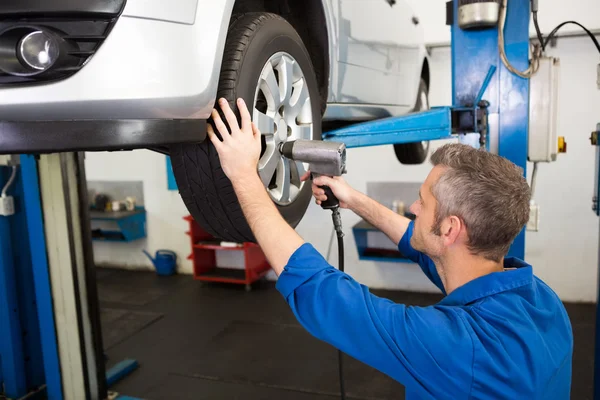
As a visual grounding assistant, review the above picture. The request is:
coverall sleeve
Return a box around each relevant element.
[398,221,446,294]
[276,243,473,399]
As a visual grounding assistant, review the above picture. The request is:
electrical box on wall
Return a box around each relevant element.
[528,57,561,162]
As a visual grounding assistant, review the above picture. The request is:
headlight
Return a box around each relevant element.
[18,31,60,71]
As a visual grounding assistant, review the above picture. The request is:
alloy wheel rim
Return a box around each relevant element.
[253,52,313,206]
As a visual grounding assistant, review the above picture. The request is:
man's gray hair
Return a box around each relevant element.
[430,143,531,262]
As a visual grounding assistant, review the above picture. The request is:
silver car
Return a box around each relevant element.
[0,0,430,241]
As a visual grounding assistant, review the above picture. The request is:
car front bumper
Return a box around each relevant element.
[0,119,206,154]
[0,0,235,153]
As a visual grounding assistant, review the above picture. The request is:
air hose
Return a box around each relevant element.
[330,207,346,400]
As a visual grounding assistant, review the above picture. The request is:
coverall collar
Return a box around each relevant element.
[438,257,533,306]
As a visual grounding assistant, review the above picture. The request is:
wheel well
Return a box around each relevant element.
[421,58,430,89]
[231,0,330,114]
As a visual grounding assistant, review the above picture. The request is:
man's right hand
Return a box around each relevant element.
[301,171,411,246]
[300,172,356,209]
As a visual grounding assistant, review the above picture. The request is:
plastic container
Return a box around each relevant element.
[142,249,177,276]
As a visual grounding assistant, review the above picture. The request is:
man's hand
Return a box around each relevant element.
[300,172,357,209]
[206,96,305,274]
[303,171,411,246]
[207,98,262,184]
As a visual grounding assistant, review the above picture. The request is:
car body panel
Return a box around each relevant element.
[122,0,199,25]
[0,0,235,121]
[332,0,424,107]
[321,0,339,104]
[0,0,126,16]
[323,103,412,122]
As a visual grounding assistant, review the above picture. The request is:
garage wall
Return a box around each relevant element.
[85,150,195,274]
[85,35,600,302]
[521,37,599,303]
[405,0,600,45]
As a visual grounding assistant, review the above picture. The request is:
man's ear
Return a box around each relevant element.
[441,215,462,245]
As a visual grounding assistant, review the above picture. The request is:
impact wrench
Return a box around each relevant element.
[280,140,348,400]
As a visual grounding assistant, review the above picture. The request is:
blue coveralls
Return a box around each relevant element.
[276,221,573,399]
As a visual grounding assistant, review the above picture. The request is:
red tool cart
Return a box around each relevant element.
[184,215,271,291]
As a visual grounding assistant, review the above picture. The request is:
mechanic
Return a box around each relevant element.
[207,97,573,399]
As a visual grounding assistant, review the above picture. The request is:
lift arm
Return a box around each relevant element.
[323,64,497,150]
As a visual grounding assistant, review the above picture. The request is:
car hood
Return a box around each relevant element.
[122,0,199,25]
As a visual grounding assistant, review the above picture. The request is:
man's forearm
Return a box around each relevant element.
[231,174,305,276]
[349,190,410,245]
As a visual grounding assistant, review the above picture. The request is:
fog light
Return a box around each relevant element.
[18,31,59,71]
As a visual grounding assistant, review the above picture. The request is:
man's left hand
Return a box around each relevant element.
[208,97,262,184]
[207,97,305,274]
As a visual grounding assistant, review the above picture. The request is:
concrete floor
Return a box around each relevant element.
[97,268,595,399]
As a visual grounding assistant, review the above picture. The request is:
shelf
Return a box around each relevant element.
[92,230,127,242]
[184,215,271,287]
[194,243,244,251]
[90,209,144,221]
[352,219,413,264]
[91,230,144,242]
[90,207,146,242]
[353,219,380,231]
[194,267,269,284]
[360,248,412,263]
[195,267,245,281]
[363,248,405,258]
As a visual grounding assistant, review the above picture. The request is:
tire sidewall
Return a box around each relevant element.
[393,78,430,164]
[224,16,321,229]
[413,78,430,156]
[415,78,428,111]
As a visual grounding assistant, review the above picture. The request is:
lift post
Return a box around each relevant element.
[0,157,29,400]
[0,153,110,400]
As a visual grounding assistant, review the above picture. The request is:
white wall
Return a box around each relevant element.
[406,0,600,45]
[85,29,600,303]
[85,150,195,274]
[523,36,600,302]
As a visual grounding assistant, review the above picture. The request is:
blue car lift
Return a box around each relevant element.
[325,0,529,259]
[1,0,535,399]
[1,153,142,400]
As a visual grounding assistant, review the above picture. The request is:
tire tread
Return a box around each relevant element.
[170,12,317,241]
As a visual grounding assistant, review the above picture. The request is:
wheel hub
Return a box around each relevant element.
[276,117,288,142]
[252,52,313,206]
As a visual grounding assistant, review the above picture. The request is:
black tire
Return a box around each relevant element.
[393,78,430,164]
[170,13,321,242]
